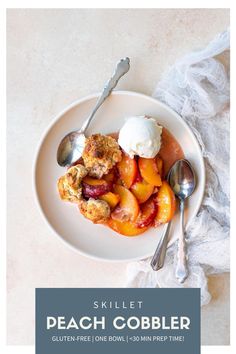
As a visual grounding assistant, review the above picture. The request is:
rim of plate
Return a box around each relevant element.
[32,90,205,262]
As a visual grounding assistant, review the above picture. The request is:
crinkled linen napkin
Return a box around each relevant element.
[125,30,230,305]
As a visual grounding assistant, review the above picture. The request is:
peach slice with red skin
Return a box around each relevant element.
[155,181,176,225]
[99,192,120,209]
[138,157,162,187]
[82,176,111,198]
[136,197,157,228]
[111,184,139,222]
[131,180,154,204]
[83,176,109,186]
[108,218,148,237]
[117,153,138,188]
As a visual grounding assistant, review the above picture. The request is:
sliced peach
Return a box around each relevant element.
[82,177,111,198]
[155,181,176,225]
[138,157,162,186]
[111,184,139,222]
[108,218,148,237]
[82,176,107,186]
[117,153,138,188]
[156,157,163,178]
[131,180,154,204]
[136,197,157,228]
[99,192,120,209]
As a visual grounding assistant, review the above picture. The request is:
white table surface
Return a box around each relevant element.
[7,8,230,345]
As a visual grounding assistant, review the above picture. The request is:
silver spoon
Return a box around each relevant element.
[150,159,196,277]
[57,57,130,167]
[169,159,196,283]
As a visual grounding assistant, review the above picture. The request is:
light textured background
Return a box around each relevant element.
[7,8,230,345]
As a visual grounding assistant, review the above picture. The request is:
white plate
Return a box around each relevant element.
[33,91,205,262]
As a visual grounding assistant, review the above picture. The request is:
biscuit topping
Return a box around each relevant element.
[82,134,122,178]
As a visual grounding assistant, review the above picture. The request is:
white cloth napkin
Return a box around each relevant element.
[125,30,230,306]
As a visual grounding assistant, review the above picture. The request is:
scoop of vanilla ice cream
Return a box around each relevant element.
[118,116,162,158]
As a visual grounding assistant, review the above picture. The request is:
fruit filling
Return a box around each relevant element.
[57,116,184,236]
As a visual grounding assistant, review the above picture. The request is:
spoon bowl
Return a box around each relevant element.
[169,159,196,200]
[57,131,86,167]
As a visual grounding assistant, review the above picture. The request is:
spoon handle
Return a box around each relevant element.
[150,222,171,271]
[176,199,188,283]
[80,57,130,133]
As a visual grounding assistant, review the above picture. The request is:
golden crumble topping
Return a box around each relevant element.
[79,198,110,224]
[82,134,122,178]
[57,175,83,203]
[57,164,88,203]
[66,164,88,189]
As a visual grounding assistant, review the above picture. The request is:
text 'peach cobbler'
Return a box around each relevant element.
[57,116,184,236]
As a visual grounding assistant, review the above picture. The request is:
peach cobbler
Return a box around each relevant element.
[57,116,184,236]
